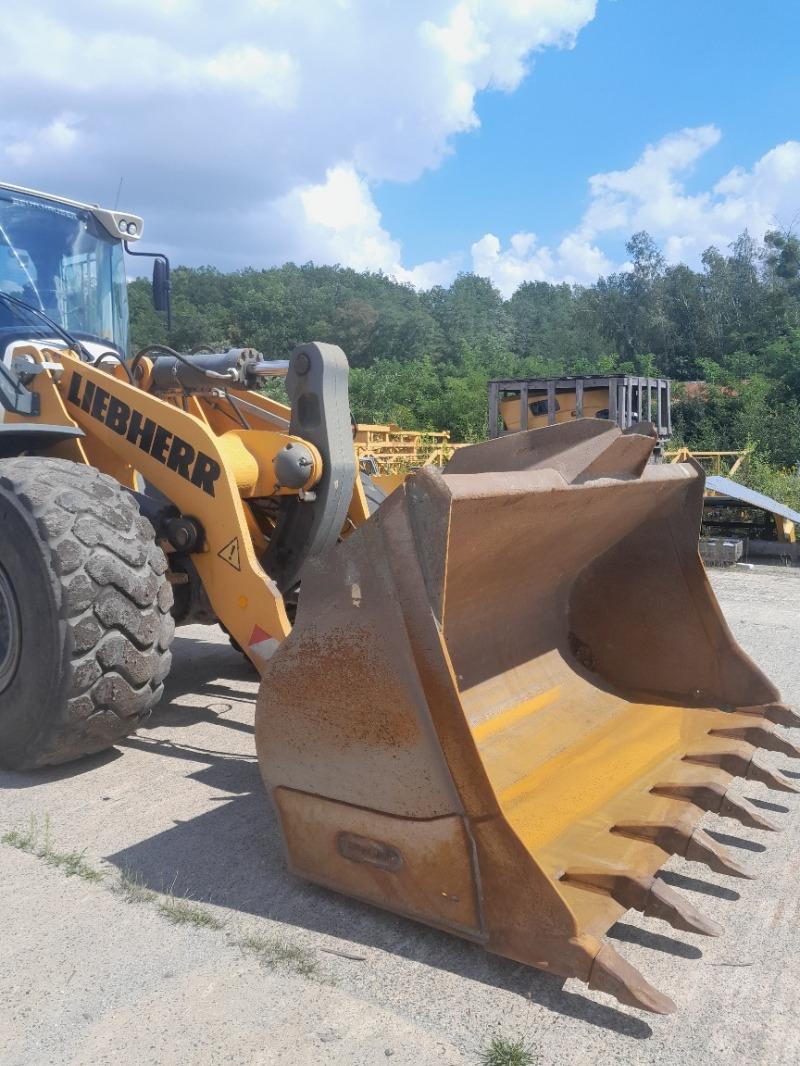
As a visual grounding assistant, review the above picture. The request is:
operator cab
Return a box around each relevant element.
[0,184,144,364]
[0,183,169,372]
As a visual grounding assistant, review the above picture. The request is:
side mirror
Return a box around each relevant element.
[124,241,172,330]
[152,257,170,313]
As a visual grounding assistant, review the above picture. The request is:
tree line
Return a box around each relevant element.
[129,228,800,495]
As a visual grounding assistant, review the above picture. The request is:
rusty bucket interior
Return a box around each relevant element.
[256,420,799,1014]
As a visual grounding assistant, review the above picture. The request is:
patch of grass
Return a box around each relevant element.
[479,1036,534,1066]
[2,813,38,852]
[3,814,103,882]
[43,847,104,882]
[5,816,328,983]
[114,868,156,904]
[158,894,225,930]
[238,932,320,979]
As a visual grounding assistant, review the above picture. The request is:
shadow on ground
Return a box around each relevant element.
[87,632,658,1035]
[108,737,657,1039]
[0,634,256,791]
[10,629,757,1041]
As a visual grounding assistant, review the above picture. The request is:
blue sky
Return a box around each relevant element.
[3,0,799,294]
[378,0,800,269]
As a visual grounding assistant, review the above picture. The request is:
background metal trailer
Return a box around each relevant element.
[488,374,672,447]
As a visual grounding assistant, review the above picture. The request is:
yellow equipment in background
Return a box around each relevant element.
[499,382,609,428]
[353,422,454,471]
[665,447,750,478]
[354,422,456,494]
[1,183,798,1015]
[491,374,673,454]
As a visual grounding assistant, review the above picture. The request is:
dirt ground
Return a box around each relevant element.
[1,564,799,1065]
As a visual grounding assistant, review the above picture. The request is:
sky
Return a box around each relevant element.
[2,0,799,296]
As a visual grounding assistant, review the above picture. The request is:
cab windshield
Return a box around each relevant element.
[0,188,129,353]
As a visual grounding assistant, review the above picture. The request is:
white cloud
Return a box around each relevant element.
[471,230,614,295]
[574,127,800,268]
[0,0,597,275]
[4,4,795,300]
[6,114,81,166]
[466,128,800,294]
[202,47,298,105]
[278,164,458,286]
[407,0,596,172]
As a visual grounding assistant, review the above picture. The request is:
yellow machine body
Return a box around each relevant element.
[500,384,609,431]
[5,183,796,1015]
[4,342,370,666]
[3,329,797,1016]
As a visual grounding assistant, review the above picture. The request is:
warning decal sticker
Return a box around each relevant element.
[217,537,241,571]
[248,624,271,646]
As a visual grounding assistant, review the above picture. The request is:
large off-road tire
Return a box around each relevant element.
[0,457,174,770]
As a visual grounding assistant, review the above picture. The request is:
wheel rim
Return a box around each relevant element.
[0,563,21,693]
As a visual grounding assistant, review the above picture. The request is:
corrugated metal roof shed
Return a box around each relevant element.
[705,475,800,525]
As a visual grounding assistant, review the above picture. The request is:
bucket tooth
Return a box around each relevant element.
[684,752,800,794]
[644,877,724,936]
[685,827,757,879]
[588,942,677,1015]
[747,756,800,793]
[612,822,755,879]
[719,792,781,832]
[651,781,781,832]
[736,703,800,729]
[708,724,800,759]
[563,870,723,937]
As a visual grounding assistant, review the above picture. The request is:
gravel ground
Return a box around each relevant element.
[1,564,799,1065]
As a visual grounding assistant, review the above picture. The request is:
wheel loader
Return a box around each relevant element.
[1,182,798,1015]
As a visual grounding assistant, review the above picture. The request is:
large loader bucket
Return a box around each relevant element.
[255,420,799,1013]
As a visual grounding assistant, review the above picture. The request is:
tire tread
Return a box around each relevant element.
[0,457,173,766]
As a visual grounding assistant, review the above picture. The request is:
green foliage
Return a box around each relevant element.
[114,868,157,904]
[349,356,443,428]
[237,933,320,979]
[739,453,800,513]
[2,813,39,852]
[158,895,225,930]
[130,229,800,470]
[2,814,104,882]
[479,1035,535,1066]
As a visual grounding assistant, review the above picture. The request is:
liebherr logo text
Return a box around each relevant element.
[67,372,221,497]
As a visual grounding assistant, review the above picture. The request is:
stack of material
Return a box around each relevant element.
[700,537,744,566]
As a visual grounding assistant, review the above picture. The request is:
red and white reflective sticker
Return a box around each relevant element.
[247,624,279,662]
